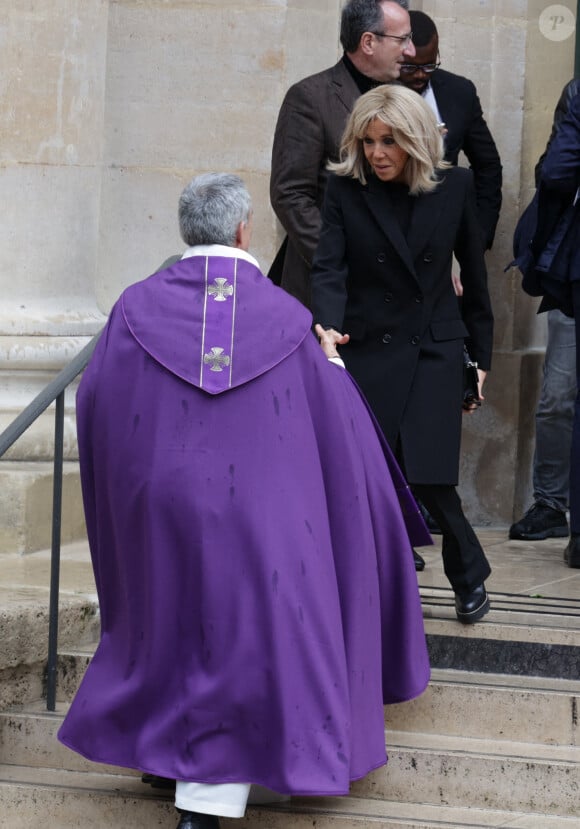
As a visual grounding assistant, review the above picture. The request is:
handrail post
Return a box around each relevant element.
[46,391,64,711]
[0,331,102,713]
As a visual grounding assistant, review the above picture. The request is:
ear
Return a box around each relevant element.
[235,219,252,251]
[359,32,375,56]
[234,220,245,249]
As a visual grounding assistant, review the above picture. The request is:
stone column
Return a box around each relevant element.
[0,1,109,553]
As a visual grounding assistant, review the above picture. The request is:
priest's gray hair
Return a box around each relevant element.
[178,173,252,247]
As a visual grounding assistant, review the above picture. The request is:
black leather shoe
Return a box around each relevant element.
[564,534,580,568]
[413,549,425,571]
[455,584,490,624]
[177,811,220,829]
[509,503,568,540]
[141,772,176,790]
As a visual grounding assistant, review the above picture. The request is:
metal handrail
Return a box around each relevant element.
[0,331,101,710]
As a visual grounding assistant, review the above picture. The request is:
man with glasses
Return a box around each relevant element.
[400,10,502,251]
[269,0,414,308]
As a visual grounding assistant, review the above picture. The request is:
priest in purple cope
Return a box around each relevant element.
[58,172,431,829]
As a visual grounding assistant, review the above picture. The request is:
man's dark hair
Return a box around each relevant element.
[340,0,408,53]
[408,10,438,48]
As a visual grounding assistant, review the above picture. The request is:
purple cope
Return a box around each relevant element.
[58,251,430,795]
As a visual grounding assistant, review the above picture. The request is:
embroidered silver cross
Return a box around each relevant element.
[203,347,231,372]
[207,278,234,302]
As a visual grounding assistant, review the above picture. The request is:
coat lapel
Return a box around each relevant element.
[407,178,450,263]
[363,178,416,277]
[328,62,360,126]
[363,174,450,280]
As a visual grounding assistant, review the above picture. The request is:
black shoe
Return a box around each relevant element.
[564,534,580,568]
[455,584,490,624]
[509,503,569,540]
[177,811,220,829]
[141,772,176,790]
[413,549,425,571]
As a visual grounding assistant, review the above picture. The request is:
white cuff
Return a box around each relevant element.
[328,356,345,368]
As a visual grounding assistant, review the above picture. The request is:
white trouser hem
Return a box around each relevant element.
[175,781,251,818]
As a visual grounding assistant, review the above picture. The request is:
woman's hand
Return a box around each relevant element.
[314,324,350,358]
[463,368,487,415]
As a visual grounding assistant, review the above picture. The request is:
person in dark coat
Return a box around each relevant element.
[269,0,414,308]
[535,92,580,567]
[312,84,494,623]
[509,78,580,543]
[58,172,431,829]
[398,10,502,251]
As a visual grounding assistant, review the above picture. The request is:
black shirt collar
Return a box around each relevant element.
[342,53,383,95]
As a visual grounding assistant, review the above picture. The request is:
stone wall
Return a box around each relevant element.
[0,0,577,546]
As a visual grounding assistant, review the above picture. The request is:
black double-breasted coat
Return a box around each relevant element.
[311,166,494,486]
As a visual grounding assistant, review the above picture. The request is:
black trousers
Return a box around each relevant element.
[412,484,491,593]
[569,283,580,533]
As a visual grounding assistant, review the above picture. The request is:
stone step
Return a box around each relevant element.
[0,581,98,712]
[420,587,580,679]
[0,704,123,776]
[352,729,580,817]
[4,670,579,776]
[0,541,97,713]
[1,764,578,828]
[3,698,579,817]
[0,461,85,555]
[50,599,580,704]
[386,668,580,745]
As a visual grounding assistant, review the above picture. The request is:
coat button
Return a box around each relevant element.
[377,252,386,263]
[384,292,393,302]
[415,296,423,303]
[423,251,433,262]
[410,335,420,345]
[382,333,392,344]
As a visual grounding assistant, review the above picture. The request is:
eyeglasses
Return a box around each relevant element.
[373,31,413,46]
[399,61,441,75]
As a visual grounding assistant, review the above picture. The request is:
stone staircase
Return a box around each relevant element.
[0,536,579,828]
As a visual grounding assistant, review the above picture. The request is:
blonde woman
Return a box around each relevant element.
[312,84,494,623]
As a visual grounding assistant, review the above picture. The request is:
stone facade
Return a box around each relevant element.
[0,0,577,550]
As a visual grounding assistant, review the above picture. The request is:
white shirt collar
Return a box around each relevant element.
[422,83,443,126]
[181,244,261,271]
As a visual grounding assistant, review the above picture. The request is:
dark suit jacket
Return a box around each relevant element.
[534,91,580,315]
[535,78,580,183]
[269,61,359,307]
[311,167,493,485]
[430,70,502,250]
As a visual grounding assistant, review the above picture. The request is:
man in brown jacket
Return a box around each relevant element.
[269,0,414,308]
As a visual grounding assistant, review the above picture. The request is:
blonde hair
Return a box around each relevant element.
[329,84,450,193]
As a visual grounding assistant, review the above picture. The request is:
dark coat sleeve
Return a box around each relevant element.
[540,92,580,195]
[535,79,580,183]
[436,72,502,250]
[310,174,350,331]
[270,77,329,267]
[453,170,494,370]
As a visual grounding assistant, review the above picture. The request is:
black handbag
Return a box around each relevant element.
[463,346,480,410]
